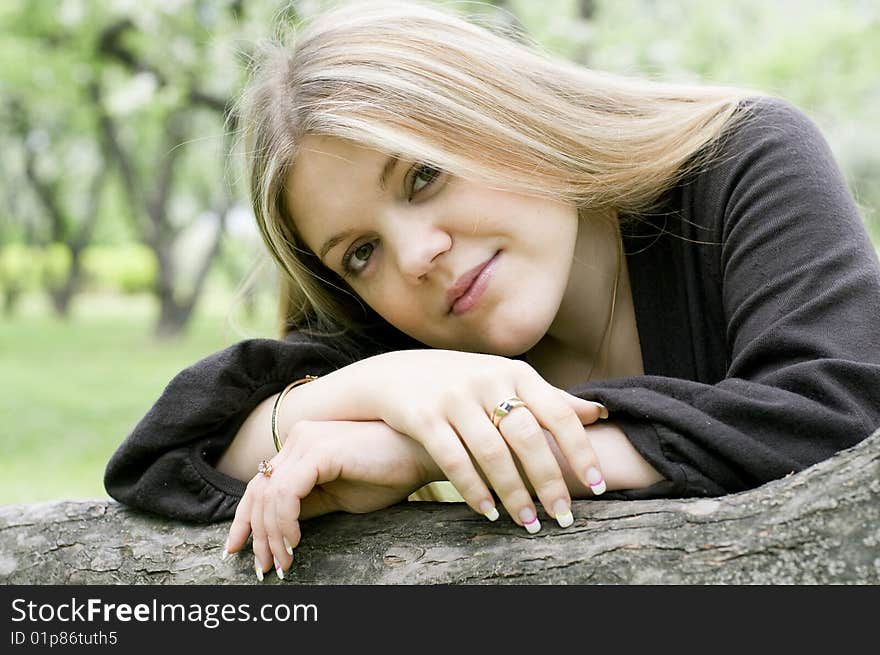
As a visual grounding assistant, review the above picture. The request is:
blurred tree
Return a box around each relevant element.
[0,0,278,337]
[5,97,107,317]
[0,1,113,318]
[0,134,34,316]
[88,10,235,338]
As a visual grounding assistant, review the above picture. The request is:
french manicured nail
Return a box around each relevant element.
[519,508,541,534]
[284,537,293,555]
[595,403,609,419]
[479,499,499,521]
[221,546,229,561]
[274,558,284,580]
[254,555,264,582]
[587,467,606,495]
[553,499,573,528]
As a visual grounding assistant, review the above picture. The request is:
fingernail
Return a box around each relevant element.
[275,558,284,580]
[595,403,609,419]
[284,537,293,555]
[254,555,264,582]
[479,499,499,522]
[221,548,229,561]
[587,467,606,495]
[519,507,541,534]
[553,499,573,528]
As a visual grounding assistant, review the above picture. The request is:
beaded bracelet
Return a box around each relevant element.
[271,375,319,452]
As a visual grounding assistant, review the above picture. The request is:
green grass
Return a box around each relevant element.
[0,292,276,506]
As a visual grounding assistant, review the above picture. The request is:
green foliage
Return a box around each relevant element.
[0,243,43,291]
[0,243,158,294]
[42,242,72,287]
[81,243,157,294]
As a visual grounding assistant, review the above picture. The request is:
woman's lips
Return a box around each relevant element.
[448,252,500,316]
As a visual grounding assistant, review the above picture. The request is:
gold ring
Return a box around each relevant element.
[492,397,527,428]
[258,459,274,478]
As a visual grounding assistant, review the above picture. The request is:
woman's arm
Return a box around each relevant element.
[215,347,623,530]
[103,336,363,522]
[215,393,281,482]
[215,366,370,482]
[216,369,661,497]
[227,413,661,579]
[546,422,664,497]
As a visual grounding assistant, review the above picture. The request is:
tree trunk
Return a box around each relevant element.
[154,294,194,340]
[47,249,82,318]
[91,27,233,342]
[2,427,878,585]
[2,285,22,317]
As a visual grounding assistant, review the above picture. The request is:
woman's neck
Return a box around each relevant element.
[527,210,644,386]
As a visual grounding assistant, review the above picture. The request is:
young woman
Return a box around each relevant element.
[104,0,880,582]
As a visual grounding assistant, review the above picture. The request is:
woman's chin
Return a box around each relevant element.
[473,325,547,357]
[407,314,550,356]
[425,334,536,357]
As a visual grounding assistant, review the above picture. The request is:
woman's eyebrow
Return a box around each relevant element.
[319,229,355,262]
[379,154,399,191]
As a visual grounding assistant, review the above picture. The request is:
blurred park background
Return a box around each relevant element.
[1,0,878,506]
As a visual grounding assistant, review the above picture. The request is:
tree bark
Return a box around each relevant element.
[2,427,878,585]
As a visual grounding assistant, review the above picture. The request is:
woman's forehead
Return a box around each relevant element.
[285,136,388,247]
[292,135,381,186]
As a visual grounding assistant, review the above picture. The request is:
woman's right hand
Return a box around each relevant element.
[225,419,441,580]
[345,349,609,533]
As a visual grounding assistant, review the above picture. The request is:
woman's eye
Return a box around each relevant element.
[408,163,442,199]
[342,241,375,276]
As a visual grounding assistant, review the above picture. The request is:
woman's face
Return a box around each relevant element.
[285,135,579,355]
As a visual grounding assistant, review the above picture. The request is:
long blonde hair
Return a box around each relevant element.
[234,0,754,341]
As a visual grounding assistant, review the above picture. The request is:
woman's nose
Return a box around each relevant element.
[390,221,452,281]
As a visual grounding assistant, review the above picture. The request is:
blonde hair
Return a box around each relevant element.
[234,0,754,340]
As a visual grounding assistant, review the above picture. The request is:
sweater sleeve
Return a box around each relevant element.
[103,331,390,522]
[574,98,880,499]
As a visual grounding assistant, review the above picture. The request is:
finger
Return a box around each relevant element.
[270,468,306,571]
[416,419,500,522]
[225,489,254,557]
[490,403,570,530]
[531,385,607,497]
[273,448,334,558]
[557,389,608,424]
[262,481,290,580]
[451,407,541,532]
[248,481,273,582]
[269,422,317,569]
[259,446,298,576]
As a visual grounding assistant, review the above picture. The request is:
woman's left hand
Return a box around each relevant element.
[223,419,438,581]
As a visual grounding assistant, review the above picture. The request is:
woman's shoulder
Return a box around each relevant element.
[686,93,839,196]
[660,92,854,245]
[738,93,809,120]
[724,93,830,154]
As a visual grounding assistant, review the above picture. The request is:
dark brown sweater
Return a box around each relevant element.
[104,97,880,522]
